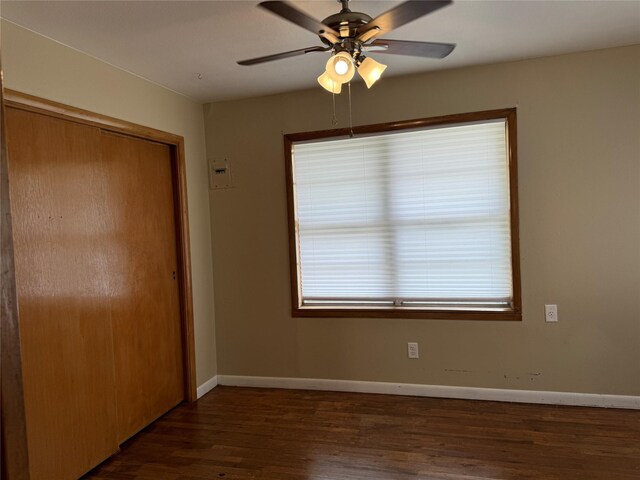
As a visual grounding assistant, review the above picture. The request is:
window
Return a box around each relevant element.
[284,109,521,320]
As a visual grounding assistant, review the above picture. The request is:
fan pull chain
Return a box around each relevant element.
[348,82,354,137]
[331,89,338,127]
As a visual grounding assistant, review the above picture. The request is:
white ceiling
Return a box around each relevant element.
[1,0,639,103]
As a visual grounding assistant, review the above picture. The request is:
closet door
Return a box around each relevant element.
[6,107,119,480]
[100,132,184,442]
[7,106,186,478]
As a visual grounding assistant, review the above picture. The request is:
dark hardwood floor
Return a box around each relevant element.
[84,386,640,480]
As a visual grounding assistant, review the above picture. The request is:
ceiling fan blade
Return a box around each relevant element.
[237,46,330,66]
[259,1,340,39]
[357,0,452,41]
[366,39,455,59]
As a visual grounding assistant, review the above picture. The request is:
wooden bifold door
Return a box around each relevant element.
[4,94,195,480]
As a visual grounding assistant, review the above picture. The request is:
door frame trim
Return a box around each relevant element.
[2,81,31,480]
[4,89,198,402]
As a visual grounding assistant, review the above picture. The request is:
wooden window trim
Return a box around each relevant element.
[284,108,522,321]
[3,89,199,400]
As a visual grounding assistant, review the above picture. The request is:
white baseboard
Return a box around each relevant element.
[196,375,218,399]
[217,375,640,410]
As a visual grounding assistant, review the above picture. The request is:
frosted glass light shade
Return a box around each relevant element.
[325,52,355,84]
[358,56,387,88]
[317,72,342,94]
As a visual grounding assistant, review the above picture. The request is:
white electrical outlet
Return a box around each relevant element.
[407,342,419,359]
[545,304,558,322]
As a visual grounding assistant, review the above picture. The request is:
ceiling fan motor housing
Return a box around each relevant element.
[320,10,372,44]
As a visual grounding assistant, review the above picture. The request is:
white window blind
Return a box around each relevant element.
[292,119,513,311]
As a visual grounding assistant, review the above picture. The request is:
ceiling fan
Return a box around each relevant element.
[238,0,456,93]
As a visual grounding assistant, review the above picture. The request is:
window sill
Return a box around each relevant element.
[292,306,522,321]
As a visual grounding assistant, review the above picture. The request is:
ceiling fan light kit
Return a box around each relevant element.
[238,0,456,93]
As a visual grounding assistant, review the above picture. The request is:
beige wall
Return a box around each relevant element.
[1,20,217,386]
[205,45,640,396]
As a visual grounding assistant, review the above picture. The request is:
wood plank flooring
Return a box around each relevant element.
[84,386,640,480]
